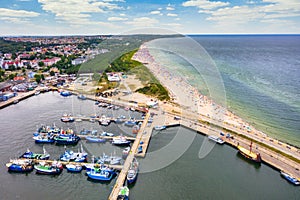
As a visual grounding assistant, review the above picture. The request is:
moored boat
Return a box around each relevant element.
[33,135,55,144]
[6,159,34,173]
[61,113,74,122]
[124,120,136,127]
[154,125,166,131]
[86,168,115,181]
[77,94,86,100]
[34,161,63,175]
[280,171,300,185]
[66,164,83,173]
[208,135,225,144]
[117,186,129,200]
[112,136,131,146]
[127,157,139,184]
[86,136,106,143]
[237,142,261,163]
[60,145,87,162]
[60,91,72,97]
[122,147,130,157]
[54,134,80,145]
[20,147,50,160]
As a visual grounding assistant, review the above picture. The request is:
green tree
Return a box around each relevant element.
[38,61,44,67]
[50,71,55,76]
[34,74,41,83]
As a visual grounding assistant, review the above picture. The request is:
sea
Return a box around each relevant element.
[1,35,300,199]
[147,35,300,148]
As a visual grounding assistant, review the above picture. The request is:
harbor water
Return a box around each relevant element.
[1,92,299,199]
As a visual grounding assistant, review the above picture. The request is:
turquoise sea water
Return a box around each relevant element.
[147,35,300,147]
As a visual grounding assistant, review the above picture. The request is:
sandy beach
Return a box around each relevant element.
[132,43,300,161]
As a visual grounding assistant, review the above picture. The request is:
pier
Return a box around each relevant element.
[108,112,151,200]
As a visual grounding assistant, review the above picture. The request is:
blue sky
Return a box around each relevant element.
[0,0,299,35]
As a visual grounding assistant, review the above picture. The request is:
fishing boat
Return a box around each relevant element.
[86,136,106,143]
[124,119,136,127]
[100,132,114,137]
[117,186,129,200]
[97,152,122,165]
[33,134,55,144]
[60,145,88,162]
[6,159,34,173]
[237,142,261,163]
[86,168,115,181]
[60,91,72,97]
[112,136,131,146]
[20,147,50,160]
[66,164,83,173]
[208,135,225,145]
[98,115,111,126]
[61,113,75,122]
[122,147,130,157]
[154,125,166,131]
[280,171,300,185]
[34,161,63,175]
[54,134,80,145]
[34,90,40,95]
[77,94,86,100]
[127,157,139,184]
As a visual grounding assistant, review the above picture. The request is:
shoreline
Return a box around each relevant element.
[132,42,299,148]
[132,42,300,177]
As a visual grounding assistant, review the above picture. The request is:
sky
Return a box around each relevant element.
[0,0,299,36]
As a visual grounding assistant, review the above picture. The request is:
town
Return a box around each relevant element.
[0,35,110,100]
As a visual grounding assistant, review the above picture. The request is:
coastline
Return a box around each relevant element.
[132,42,300,177]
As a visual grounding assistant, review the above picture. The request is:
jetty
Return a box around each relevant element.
[108,112,151,200]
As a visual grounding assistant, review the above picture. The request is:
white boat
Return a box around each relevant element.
[117,186,129,200]
[100,132,114,137]
[154,125,166,131]
[122,147,130,157]
[127,157,139,184]
[112,136,131,146]
[280,171,300,185]
[208,135,225,144]
[98,115,111,126]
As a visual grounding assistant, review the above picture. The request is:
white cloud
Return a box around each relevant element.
[38,0,123,26]
[119,13,126,16]
[124,17,158,27]
[108,16,128,21]
[0,8,40,17]
[0,17,30,24]
[167,13,178,17]
[184,0,300,29]
[158,7,163,10]
[166,6,175,11]
[182,0,230,10]
[150,10,161,15]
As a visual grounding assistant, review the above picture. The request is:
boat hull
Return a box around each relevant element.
[86,137,106,143]
[238,147,261,163]
[7,164,34,173]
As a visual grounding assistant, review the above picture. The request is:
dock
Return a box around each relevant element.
[108,112,150,200]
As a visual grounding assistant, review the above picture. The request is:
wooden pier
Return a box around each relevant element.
[108,112,150,200]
